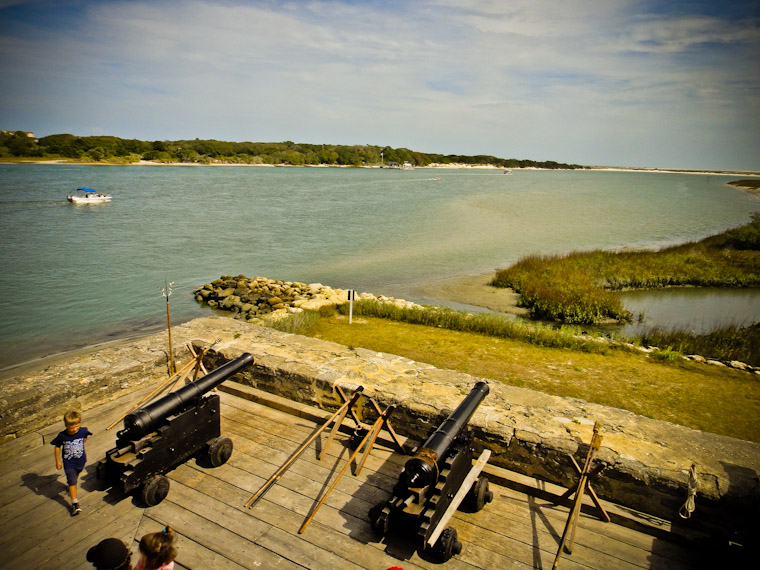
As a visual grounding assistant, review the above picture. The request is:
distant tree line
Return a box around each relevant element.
[0,130,585,169]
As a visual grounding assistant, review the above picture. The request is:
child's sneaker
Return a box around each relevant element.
[71,503,81,516]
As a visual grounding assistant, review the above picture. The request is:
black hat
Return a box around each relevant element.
[86,538,130,569]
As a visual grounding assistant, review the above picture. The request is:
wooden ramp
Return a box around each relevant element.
[0,383,708,570]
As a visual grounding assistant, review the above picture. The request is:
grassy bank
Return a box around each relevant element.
[640,323,760,367]
[271,308,760,443]
[492,214,760,325]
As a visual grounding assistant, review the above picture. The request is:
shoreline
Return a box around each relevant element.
[0,327,166,381]
[2,158,759,178]
[415,273,529,315]
[0,274,520,381]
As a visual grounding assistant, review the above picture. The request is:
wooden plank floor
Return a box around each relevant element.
[0,384,708,570]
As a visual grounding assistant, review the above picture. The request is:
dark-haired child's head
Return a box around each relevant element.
[86,538,131,570]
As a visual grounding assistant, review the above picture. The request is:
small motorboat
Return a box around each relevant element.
[67,188,112,204]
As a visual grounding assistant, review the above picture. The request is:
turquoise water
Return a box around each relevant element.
[1,164,758,369]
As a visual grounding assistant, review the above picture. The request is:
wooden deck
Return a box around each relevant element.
[0,383,708,570]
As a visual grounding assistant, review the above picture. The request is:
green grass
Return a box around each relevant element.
[339,299,610,351]
[294,312,760,443]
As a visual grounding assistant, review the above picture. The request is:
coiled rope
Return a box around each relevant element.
[678,463,698,519]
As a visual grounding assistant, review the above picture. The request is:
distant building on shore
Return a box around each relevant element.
[1,130,35,138]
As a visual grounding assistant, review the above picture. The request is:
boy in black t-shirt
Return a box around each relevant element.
[52,409,92,516]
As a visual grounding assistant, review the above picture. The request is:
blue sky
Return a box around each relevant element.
[1,0,758,170]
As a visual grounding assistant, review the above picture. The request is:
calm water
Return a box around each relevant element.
[1,164,759,370]
[619,288,760,335]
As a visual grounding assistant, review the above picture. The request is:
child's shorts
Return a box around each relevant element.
[64,467,82,486]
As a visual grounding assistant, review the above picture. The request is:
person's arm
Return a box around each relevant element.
[54,446,62,470]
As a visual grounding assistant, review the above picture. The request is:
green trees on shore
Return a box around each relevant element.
[0,130,583,169]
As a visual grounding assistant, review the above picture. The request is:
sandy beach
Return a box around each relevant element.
[3,158,759,178]
[416,273,528,315]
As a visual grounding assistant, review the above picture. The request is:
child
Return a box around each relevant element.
[51,409,92,516]
[135,526,177,570]
[86,537,133,570]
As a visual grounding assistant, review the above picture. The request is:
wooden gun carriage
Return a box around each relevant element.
[96,353,253,506]
[369,381,493,562]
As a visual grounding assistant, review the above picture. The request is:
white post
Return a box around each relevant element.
[348,289,355,324]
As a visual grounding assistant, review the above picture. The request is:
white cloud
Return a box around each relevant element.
[0,0,758,169]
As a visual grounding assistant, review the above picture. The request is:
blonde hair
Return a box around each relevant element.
[63,409,81,426]
[139,526,177,570]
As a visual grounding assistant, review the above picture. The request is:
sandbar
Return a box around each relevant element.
[416,273,528,315]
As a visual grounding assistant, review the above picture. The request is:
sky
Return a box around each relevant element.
[0,0,758,170]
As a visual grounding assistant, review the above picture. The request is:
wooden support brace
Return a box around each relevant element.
[318,394,356,461]
[245,388,365,509]
[336,386,364,427]
[354,409,390,477]
[560,456,610,523]
[187,343,209,382]
[299,404,396,534]
[367,396,407,454]
[553,421,603,569]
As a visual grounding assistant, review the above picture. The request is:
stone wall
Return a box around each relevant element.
[2,316,758,537]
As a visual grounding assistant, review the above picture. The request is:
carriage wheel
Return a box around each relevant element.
[208,436,234,467]
[369,504,390,536]
[466,476,494,512]
[433,527,462,562]
[141,475,170,507]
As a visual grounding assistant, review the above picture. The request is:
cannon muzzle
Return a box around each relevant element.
[120,352,254,440]
[403,381,489,487]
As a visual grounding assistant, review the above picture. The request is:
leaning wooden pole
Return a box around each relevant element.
[245,388,364,509]
[299,404,396,534]
[553,421,602,569]
[105,356,198,430]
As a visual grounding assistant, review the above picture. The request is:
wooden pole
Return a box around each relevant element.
[160,280,176,375]
[165,294,175,375]
[354,410,388,477]
[553,421,602,569]
[299,405,395,534]
[105,356,197,430]
[426,449,492,548]
[245,388,364,509]
[318,400,353,461]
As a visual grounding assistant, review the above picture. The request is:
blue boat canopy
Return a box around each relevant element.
[77,188,96,193]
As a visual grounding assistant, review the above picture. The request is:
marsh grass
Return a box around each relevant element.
[337,299,621,353]
[641,323,760,367]
[492,214,760,324]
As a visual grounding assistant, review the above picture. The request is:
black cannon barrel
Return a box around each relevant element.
[403,381,489,487]
[120,352,254,440]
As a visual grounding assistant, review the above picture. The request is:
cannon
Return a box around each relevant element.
[369,381,493,562]
[96,353,254,506]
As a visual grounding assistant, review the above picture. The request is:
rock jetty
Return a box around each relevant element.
[194,274,421,320]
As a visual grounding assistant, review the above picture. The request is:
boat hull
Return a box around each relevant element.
[67,195,112,204]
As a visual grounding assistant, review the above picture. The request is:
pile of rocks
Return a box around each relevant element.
[194,274,420,321]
